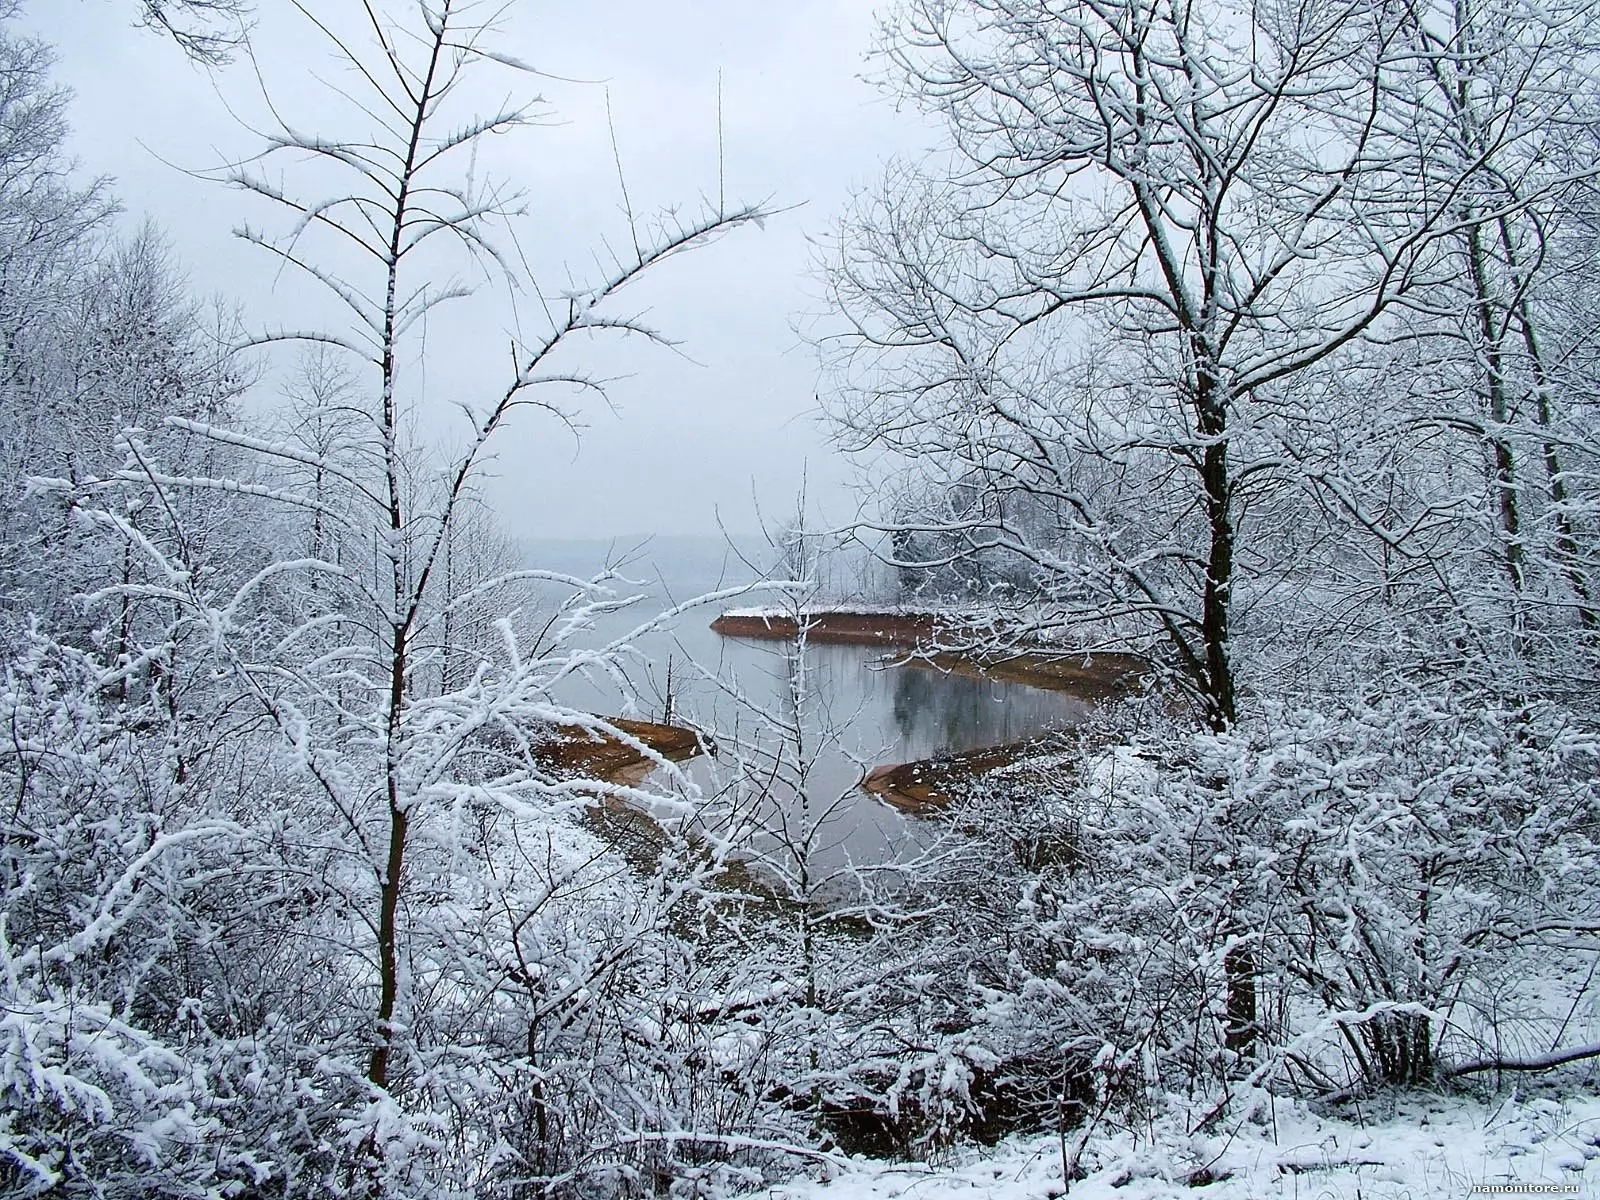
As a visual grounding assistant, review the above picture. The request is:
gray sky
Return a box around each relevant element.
[23,0,932,539]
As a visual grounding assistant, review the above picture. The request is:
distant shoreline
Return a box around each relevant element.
[713,605,1146,810]
[710,606,1145,695]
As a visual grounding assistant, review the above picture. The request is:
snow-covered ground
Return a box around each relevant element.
[763,1092,1600,1200]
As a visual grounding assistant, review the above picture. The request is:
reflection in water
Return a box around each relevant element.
[688,638,1093,874]
[561,629,1093,872]
[518,543,1095,871]
[888,661,1089,755]
[735,642,1088,768]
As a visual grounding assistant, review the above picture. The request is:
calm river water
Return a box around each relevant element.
[522,536,1092,873]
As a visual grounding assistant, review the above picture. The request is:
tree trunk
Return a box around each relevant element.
[1496,213,1595,626]
[1222,943,1259,1058]
[1467,214,1526,599]
[368,626,409,1091]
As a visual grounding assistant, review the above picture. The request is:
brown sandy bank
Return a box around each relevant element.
[905,648,1144,697]
[862,740,1042,814]
[711,608,1144,694]
[537,716,707,785]
[710,609,944,646]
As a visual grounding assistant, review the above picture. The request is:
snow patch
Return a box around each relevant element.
[757,1093,1600,1200]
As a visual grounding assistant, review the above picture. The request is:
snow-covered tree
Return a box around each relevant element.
[39,0,778,1192]
[823,0,1600,1067]
[827,0,1600,728]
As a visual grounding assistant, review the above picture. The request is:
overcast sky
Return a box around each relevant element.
[22,0,934,541]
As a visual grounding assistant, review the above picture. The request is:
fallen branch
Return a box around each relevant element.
[1448,1040,1600,1078]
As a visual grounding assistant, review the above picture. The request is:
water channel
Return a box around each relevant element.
[523,537,1093,872]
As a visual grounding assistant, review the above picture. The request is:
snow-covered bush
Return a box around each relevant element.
[1239,695,1600,1089]
[825,690,1600,1153]
[0,629,270,1195]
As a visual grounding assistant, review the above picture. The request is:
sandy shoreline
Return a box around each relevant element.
[536,716,707,784]
[713,606,1146,809]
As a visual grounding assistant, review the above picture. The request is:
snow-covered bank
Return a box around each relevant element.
[764,1093,1600,1200]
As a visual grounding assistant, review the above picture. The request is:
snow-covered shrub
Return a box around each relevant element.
[1240,694,1600,1088]
[0,629,270,1195]
[830,690,1600,1147]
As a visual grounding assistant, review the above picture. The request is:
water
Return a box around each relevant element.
[518,536,1092,877]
